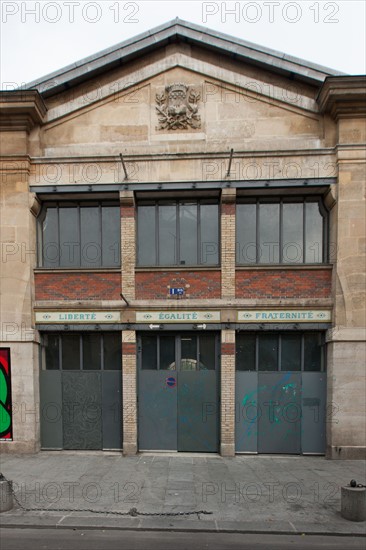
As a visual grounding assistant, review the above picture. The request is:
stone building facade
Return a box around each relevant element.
[0,19,365,458]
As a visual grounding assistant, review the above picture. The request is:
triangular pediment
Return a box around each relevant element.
[40,49,326,158]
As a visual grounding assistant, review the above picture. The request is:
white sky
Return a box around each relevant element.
[1,0,365,88]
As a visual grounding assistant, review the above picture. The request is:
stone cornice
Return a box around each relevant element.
[317,76,366,119]
[0,90,47,132]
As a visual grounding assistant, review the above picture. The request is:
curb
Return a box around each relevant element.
[1,514,365,536]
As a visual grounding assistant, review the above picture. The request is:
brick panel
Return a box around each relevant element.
[135,271,221,299]
[236,269,332,299]
[123,343,136,355]
[35,272,121,300]
[221,343,235,355]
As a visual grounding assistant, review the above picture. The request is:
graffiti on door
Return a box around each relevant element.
[0,348,12,440]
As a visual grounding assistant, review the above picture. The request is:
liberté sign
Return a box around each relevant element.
[237,310,331,322]
[35,311,121,323]
[136,311,221,323]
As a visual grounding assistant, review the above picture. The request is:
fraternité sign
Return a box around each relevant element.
[237,310,331,322]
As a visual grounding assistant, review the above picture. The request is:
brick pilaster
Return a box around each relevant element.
[122,330,137,455]
[220,329,235,457]
[120,191,135,300]
[221,188,236,299]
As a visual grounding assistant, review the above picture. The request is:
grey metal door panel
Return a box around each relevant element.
[138,371,177,450]
[235,372,258,452]
[258,372,301,454]
[301,373,326,454]
[177,371,218,452]
[62,372,102,450]
[102,371,122,450]
[40,371,63,449]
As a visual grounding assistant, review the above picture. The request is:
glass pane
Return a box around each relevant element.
[103,333,121,370]
[201,204,219,265]
[281,334,301,371]
[199,334,215,370]
[45,334,60,370]
[305,202,323,263]
[236,334,256,371]
[83,333,101,370]
[62,334,80,370]
[137,206,156,266]
[180,336,197,370]
[59,207,80,267]
[180,203,198,265]
[236,204,256,264]
[158,205,177,265]
[282,203,303,264]
[304,333,323,371]
[141,335,157,370]
[159,335,176,370]
[258,334,278,371]
[102,206,121,267]
[42,207,59,267]
[80,207,101,268]
[259,204,280,263]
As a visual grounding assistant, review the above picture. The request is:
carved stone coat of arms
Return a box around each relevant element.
[156,83,201,130]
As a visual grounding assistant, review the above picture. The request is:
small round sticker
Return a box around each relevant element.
[166,377,176,388]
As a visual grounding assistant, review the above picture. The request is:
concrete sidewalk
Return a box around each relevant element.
[0,452,365,535]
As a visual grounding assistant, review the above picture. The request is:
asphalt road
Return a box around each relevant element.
[1,529,366,550]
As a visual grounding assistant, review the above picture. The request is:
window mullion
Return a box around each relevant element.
[322,199,327,263]
[278,334,281,371]
[101,333,104,370]
[156,203,159,265]
[77,205,81,266]
[197,201,201,265]
[176,202,180,266]
[303,198,307,264]
[256,201,259,263]
[80,334,83,370]
[99,203,103,267]
[279,199,283,264]
[197,334,200,366]
[56,204,60,268]
[59,334,62,370]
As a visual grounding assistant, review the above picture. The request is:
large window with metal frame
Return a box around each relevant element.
[236,332,325,372]
[139,333,217,370]
[42,333,121,370]
[236,197,327,264]
[38,201,121,268]
[137,200,219,266]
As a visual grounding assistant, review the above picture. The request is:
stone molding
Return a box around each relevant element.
[317,76,366,120]
[0,90,47,132]
[326,327,366,342]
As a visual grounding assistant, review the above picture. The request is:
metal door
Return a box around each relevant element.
[178,370,218,452]
[235,332,326,455]
[301,373,326,453]
[257,372,301,454]
[235,372,258,452]
[40,333,122,450]
[138,333,219,452]
[102,371,122,450]
[138,370,177,451]
[40,371,63,450]
[62,371,102,450]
